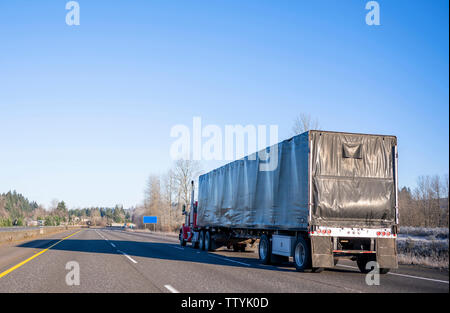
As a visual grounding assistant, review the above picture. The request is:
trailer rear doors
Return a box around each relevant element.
[309,131,397,228]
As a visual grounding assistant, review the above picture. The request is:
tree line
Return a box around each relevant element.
[399,174,449,227]
[0,191,130,227]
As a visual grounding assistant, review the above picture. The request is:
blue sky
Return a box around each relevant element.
[0,0,448,209]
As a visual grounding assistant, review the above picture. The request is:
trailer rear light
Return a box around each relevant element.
[327,229,331,234]
[377,231,381,236]
[387,232,391,236]
[311,231,314,234]
[322,230,327,234]
[382,232,386,236]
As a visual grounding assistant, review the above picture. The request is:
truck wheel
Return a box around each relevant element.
[258,234,271,265]
[205,231,214,251]
[180,233,186,247]
[294,236,312,271]
[379,268,390,274]
[199,231,205,250]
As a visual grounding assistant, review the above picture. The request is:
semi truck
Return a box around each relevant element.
[179,130,399,274]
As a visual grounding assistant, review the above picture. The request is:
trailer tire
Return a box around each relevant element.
[205,231,214,251]
[199,231,205,251]
[294,236,312,272]
[258,234,271,265]
[356,255,376,274]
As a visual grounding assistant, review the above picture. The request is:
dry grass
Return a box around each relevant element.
[397,253,449,269]
[397,228,449,269]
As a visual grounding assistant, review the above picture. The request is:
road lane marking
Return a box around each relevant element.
[208,254,251,266]
[164,285,179,293]
[172,246,184,250]
[0,229,83,279]
[117,250,138,264]
[388,272,449,284]
[110,243,116,248]
[95,230,108,241]
[336,264,449,284]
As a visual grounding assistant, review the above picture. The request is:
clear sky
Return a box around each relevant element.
[0,0,448,209]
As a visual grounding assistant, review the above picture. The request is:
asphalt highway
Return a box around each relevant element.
[0,228,448,293]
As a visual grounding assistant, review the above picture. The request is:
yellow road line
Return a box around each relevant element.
[0,229,83,279]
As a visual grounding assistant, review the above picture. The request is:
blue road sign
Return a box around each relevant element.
[143,216,158,224]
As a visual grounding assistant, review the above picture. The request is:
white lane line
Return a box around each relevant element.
[336,264,449,284]
[208,254,251,266]
[110,243,116,248]
[172,246,184,250]
[388,272,449,284]
[164,285,179,293]
[95,230,108,241]
[117,250,138,264]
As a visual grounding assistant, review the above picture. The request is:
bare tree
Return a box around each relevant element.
[412,174,449,227]
[161,169,177,231]
[173,159,201,210]
[144,175,162,217]
[138,160,201,232]
[443,174,449,227]
[292,113,320,135]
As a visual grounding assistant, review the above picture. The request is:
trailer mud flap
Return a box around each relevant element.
[376,238,398,269]
[311,237,334,268]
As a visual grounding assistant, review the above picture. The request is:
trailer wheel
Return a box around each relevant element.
[356,255,377,274]
[205,231,214,251]
[258,234,271,265]
[199,231,205,251]
[294,236,312,271]
[180,233,186,247]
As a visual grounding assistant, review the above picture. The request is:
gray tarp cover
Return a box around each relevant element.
[311,131,397,227]
[197,131,397,230]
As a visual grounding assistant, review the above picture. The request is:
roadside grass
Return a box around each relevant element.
[397,227,449,269]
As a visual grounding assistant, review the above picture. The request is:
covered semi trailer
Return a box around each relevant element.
[179,130,399,273]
